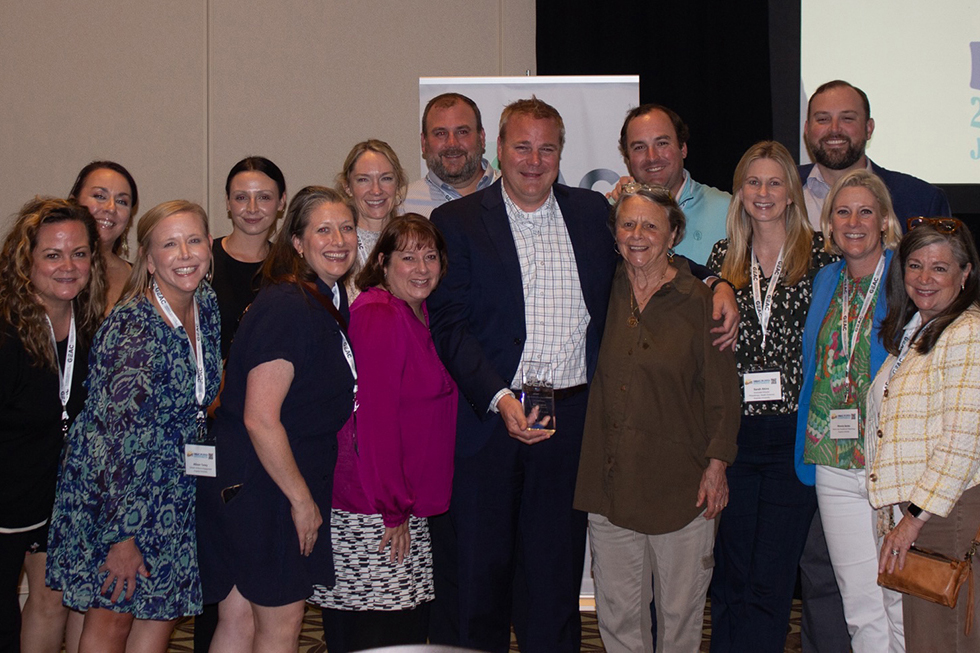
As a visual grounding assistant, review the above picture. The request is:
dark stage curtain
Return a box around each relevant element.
[536,0,791,194]
[536,1,980,244]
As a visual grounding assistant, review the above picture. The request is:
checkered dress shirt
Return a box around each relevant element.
[502,185,589,391]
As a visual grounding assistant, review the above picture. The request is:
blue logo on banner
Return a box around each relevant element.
[972,42,980,91]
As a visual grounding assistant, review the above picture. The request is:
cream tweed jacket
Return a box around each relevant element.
[868,307,980,517]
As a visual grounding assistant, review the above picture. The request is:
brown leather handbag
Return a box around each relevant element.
[877,523,980,634]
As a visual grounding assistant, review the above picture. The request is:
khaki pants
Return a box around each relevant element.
[589,512,715,653]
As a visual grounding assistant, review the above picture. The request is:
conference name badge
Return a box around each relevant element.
[185,443,217,477]
[743,369,782,402]
[829,409,859,440]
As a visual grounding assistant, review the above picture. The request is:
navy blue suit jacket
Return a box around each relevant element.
[799,160,951,227]
[427,180,617,457]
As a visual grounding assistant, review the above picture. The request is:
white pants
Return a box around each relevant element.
[815,465,905,652]
[589,512,715,653]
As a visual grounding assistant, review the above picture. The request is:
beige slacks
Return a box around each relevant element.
[589,512,715,653]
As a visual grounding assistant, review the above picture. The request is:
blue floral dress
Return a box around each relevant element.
[46,286,221,619]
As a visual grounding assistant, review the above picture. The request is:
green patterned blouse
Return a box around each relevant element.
[804,271,878,468]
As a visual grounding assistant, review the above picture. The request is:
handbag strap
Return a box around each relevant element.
[963,521,980,636]
[968,522,980,560]
[967,566,974,636]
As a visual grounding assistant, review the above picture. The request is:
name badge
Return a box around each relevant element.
[743,369,782,402]
[185,443,217,477]
[829,409,860,440]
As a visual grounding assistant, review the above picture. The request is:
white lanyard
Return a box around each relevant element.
[883,316,921,395]
[356,239,368,267]
[44,309,76,429]
[152,280,206,416]
[330,284,358,397]
[751,245,785,354]
[340,332,357,395]
[840,254,886,382]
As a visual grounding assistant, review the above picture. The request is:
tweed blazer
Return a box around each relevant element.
[868,307,980,516]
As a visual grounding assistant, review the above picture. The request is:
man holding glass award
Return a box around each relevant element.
[427,97,619,653]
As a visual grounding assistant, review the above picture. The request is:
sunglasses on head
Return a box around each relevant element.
[907,217,963,233]
[620,181,673,200]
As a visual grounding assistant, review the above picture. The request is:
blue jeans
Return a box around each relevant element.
[709,413,816,653]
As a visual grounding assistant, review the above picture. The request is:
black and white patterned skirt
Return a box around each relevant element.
[308,509,434,610]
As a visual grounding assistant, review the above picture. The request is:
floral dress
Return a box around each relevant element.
[46,286,221,619]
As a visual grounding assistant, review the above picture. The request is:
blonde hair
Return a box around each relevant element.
[499,96,566,151]
[720,141,814,288]
[119,200,210,304]
[820,169,902,256]
[335,139,408,222]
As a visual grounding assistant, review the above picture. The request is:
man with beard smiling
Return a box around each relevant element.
[402,92,500,218]
[405,94,499,646]
[796,80,951,653]
[800,80,950,232]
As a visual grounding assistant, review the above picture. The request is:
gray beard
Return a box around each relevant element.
[427,151,482,187]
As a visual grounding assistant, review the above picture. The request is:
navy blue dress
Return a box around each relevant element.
[198,278,355,606]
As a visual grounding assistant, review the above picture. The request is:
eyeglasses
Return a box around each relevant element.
[907,216,963,233]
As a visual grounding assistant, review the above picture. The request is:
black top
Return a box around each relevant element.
[211,236,264,359]
[0,321,89,529]
[707,233,837,416]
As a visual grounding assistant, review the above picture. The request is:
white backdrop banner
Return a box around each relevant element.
[419,76,640,196]
[418,76,640,601]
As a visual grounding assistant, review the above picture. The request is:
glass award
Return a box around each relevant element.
[521,364,556,435]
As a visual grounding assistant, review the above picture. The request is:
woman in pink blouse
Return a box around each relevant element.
[309,214,458,652]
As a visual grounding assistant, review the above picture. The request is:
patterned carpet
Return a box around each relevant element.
[167,598,804,651]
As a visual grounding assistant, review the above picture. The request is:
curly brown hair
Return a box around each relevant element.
[0,197,107,368]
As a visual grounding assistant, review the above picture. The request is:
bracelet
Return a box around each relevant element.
[709,277,734,292]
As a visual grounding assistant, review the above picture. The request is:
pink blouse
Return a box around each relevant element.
[332,287,458,527]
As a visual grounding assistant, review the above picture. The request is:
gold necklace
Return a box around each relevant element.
[628,287,639,327]
[627,266,667,327]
